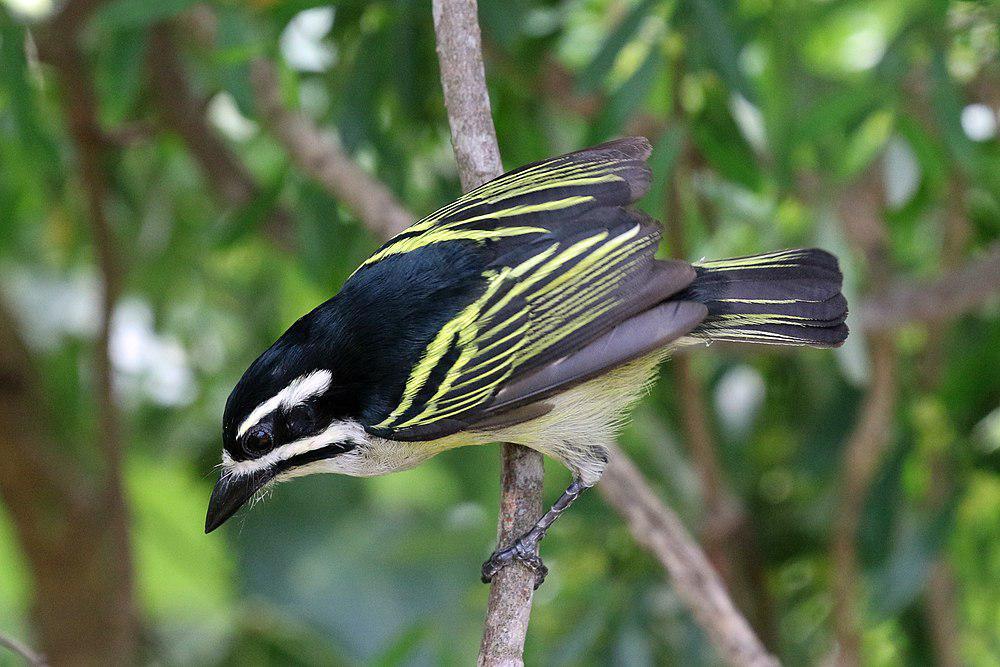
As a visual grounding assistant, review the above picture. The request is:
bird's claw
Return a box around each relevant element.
[481,539,548,589]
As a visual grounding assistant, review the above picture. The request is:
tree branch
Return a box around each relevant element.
[432,1,504,193]
[0,632,45,667]
[25,1,140,661]
[830,173,898,667]
[249,58,412,240]
[146,24,296,249]
[600,445,780,667]
[429,2,544,664]
[857,241,1000,332]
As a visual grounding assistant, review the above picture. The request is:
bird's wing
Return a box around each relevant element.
[355,137,654,273]
[362,138,705,441]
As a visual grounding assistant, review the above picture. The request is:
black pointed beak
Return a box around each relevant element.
[205,468,274,533]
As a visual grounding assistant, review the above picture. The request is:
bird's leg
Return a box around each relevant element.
[481,478,589,589]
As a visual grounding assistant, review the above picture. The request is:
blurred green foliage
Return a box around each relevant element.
[0,0,998,664]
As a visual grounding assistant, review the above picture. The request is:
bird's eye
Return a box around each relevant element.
[244,425,273,456]
[285,404,316,439]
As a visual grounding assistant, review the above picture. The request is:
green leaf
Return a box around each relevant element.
[577,0,658,93]
[95,28,148,126]
[838,109,895,180]
[586,46,662,143]
[680,0,756,103]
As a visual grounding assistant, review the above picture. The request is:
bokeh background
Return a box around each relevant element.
[1,0,998,664]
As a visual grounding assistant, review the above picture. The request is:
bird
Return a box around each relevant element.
[205,137,848,586]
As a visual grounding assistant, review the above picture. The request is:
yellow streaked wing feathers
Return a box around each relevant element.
[374,224,659,432]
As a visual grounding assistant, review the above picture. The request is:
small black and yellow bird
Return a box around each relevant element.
[206,137,847,584]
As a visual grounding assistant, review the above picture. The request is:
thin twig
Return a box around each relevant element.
[600,445,780,667]
[429,1,545,664]
[857,241,1000,332]
[0,632,46,667]
[250,58,412,240]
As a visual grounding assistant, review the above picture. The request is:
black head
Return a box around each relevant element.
[206,322,362,533]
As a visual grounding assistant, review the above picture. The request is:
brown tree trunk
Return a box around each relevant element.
[0,1,140,663]
[0,307,137,665]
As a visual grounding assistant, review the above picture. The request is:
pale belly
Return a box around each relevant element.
[346,350,667,485]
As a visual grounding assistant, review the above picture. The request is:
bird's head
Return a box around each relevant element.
[205,335,366,533]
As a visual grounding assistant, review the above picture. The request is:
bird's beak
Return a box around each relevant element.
[205,468,273,533]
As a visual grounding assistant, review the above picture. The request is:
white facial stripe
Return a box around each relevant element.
[236,369,333,439]
[285,369,335,406]
[224,419,366,477]
[236,394,283,440]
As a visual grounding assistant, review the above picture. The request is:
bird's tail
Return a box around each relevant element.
[679,248,849,348]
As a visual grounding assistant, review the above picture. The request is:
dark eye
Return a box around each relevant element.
[285,404,316,439]
[244,425,273,456]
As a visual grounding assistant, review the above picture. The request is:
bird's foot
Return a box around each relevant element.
[481,535,548,589]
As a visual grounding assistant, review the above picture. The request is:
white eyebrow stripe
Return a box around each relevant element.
[236,369,333,439]
[224,419,365,477]
[236,394,283,440]
[284,369,334,406]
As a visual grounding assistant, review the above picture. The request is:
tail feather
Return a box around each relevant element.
[680,248,849,348]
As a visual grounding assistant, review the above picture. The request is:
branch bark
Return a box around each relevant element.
[432,0,504,193]
[4,1,142,662]
[600,445,780,667]
[250,58,412,240]
[429,2,544,664]
[0,632,45,667]
[857,241,1000,332]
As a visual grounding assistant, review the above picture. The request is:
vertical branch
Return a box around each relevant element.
[429,1,544,664]
[44,0,126,493]
[924,561,962,667]
[19,0,139,661]
[665,155,777,644]
[830,174,898,667]
[829,334,896,666]
[432,0,503,191]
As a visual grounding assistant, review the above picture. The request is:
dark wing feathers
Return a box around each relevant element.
[682,249,849,347]
[359,138,703,440]
[486,300,708,416]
